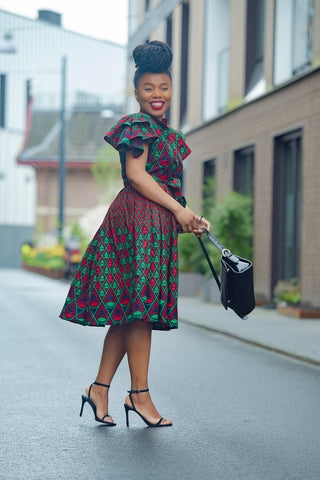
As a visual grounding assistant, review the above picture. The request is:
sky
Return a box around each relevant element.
[0,0,128,45]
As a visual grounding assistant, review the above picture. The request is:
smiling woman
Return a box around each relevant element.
[135,73,172,120]
[59,40,210,429]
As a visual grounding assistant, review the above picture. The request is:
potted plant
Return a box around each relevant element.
[21,243,66,279]
[273,278,320,318]
[273,278,301,306]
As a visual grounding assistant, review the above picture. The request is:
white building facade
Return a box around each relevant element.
[0,8,125,267]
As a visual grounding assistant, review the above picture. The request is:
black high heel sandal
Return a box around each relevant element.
[124,388,172,428]
[80,381,116,426]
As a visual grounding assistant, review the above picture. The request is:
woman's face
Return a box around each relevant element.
[135,72,172,121]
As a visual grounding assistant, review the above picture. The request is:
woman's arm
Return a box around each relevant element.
[125,143,210,234]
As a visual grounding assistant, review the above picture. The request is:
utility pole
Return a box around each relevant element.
[58,56,67,243]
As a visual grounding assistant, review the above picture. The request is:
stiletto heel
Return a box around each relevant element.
[124,388,172,428]
[80,381,116,426]
[124,403,130,427]
[79,395,86,417]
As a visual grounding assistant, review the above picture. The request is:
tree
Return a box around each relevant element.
[91,144,122,203]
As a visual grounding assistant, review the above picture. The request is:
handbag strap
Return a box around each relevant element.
[201,228,228,254]
[197,236,221,290]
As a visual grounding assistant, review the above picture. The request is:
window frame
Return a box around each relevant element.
[233,145,255,196]
[272,129,302,292]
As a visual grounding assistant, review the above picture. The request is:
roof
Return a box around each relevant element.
[17,106,123,169]
[0,8,125,48]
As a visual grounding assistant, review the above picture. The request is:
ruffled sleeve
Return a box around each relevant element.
[104,113,160,158]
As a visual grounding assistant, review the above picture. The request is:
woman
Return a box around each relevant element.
[60,40,210,428]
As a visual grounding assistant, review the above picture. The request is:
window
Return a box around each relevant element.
[0,74,6,128]
[203,0,230,120]
[274,0,313,85]
[180,1,189,128]
[272,130,302,289]
[203,159,216,215]
[234,146,254,196]
[245,0,265,98]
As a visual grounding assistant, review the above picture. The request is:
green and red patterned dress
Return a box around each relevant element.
[59,112,191,330]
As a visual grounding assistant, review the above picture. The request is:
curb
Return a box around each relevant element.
[180,317,320,367]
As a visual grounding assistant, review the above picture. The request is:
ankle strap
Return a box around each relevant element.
[94,382,110,388]
[88,381,110,398]
[128,388,149,394]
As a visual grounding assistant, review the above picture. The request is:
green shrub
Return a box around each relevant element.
[178,232,202,272]
[211,191,253,257]
[179,190,253,276]
[68,219,89,254]
[91,144,122,203]
[273,278,301,305]
[21,244,65,270]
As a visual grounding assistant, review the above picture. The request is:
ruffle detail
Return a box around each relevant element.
[104,113,162,158]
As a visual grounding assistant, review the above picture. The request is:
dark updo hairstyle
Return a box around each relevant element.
[133,40,173,89]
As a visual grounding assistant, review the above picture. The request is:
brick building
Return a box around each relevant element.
[18,105,122,232]
[127,0,320,307]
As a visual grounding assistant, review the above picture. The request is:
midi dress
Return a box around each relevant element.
[59,112,191,330]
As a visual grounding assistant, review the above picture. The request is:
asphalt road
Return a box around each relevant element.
[1,270,320,480]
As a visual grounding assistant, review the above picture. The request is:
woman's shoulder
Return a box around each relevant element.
[104,112,161,157]
[167,125,189,145]
[167,126,191,159]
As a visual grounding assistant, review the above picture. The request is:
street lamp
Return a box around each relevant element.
[0,31,67,243]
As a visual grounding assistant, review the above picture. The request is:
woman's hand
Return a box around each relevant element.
[193,215,211,238]
[175,206,211,236]
[174,207,199,233]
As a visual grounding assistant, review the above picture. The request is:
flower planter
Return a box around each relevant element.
[22,263,65,280]
[276,304,320,319]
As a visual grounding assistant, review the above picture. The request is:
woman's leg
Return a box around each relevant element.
[125,319,172,425]
[86,324,127,421]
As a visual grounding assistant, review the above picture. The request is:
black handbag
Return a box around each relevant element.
[198,229,255,320]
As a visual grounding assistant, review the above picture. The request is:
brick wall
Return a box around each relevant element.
[36,167,109,231]
[184,68,320,306]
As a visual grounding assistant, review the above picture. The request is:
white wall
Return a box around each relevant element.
[0,9,126,231]
[0,10,126,125]
[0,130,36,225]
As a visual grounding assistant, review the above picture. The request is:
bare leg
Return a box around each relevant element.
[125,319,172,426]
[86,324,126,421]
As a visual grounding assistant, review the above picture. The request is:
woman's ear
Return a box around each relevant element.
[134,89,139,102]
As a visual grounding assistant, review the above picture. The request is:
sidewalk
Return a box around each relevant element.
[178,297,320,366]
